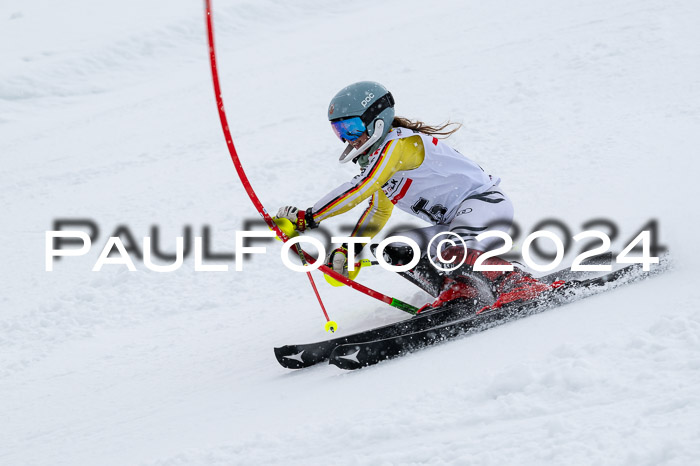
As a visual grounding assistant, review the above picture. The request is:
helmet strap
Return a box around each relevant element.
[338,119,384,164]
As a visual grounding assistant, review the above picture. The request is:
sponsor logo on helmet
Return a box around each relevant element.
[361,92,375,108]
[329,103,335,115]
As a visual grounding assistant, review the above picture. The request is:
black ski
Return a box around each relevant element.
[274,299,478,369]
[328,260,668,370]
[274,263,604,369]
[275,256,668,370]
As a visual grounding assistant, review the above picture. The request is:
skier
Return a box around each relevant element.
[277,81,560,312]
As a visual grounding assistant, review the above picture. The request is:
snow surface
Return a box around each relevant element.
[2,0,700,464]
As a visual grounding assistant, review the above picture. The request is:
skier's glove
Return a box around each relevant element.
[327,246,349,277]
[276,206,313,232]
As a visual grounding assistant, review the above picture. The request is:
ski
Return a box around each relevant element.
[274,256,625,369]
[329,259,669,370]
[274,299,477,369]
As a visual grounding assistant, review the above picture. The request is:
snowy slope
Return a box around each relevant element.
[1,0,699,464]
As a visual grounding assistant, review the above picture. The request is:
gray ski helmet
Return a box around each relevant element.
[327,81,395,155]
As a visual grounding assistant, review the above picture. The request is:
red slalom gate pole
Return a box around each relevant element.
[203,1,418,317]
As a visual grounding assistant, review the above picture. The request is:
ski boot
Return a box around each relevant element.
[425,271,496,313]
[371,244,445,297]
[432,246,565,314]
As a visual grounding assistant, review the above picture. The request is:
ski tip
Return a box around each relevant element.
[273,346,307,370]
[274,342,338,370]
[329,345,364,370]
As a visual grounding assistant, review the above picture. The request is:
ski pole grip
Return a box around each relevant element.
[390,298,419,315]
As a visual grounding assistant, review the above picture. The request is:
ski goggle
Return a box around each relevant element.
[330,117,367,142]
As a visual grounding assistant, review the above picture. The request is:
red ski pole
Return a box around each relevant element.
[203,1,418,318]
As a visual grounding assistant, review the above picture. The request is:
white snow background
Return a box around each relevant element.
[1,0,700,464]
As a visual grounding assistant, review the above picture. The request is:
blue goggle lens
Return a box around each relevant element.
[331,117,366,142]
